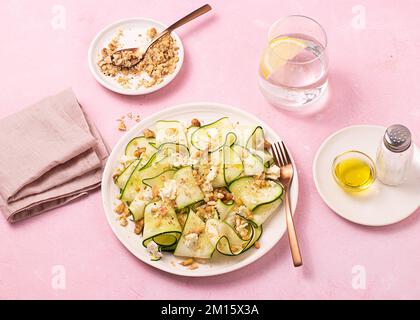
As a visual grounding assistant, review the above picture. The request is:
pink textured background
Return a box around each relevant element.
[0,0,419,300]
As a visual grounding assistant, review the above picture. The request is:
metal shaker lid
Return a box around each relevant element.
[383,124,412,153]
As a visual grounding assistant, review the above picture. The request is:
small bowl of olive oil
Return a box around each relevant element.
[332,150,376,192]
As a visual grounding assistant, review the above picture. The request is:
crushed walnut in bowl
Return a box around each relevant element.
[88,18,184,95]
[98,27,179,89]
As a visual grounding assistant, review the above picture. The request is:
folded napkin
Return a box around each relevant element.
[0,89,109,222]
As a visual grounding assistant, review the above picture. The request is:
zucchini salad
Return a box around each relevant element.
[112,117,284,264]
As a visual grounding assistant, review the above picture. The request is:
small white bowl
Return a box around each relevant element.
[88,18,184,95]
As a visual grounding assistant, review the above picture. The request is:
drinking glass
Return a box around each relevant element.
[258,15,329,112]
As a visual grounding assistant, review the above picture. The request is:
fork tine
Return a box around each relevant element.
[270,146,279,166]
[281,141,292,165]
[273,143,284,166]
[270,145,279,166]
[277,142,287,166]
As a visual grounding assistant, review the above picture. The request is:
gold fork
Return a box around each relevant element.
[112,4,212,67]
[271,141,303,267]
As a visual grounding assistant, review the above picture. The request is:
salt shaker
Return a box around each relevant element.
[376,124,414,186]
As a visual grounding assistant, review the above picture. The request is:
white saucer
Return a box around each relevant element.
[88,18,184,95]
[313,125,420,226]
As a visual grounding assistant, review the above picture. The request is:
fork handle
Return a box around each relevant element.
[167,4,212,32]
[151,4,212,47]
[285,191,303,267]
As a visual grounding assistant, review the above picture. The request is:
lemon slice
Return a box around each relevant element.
[260,37,307,79]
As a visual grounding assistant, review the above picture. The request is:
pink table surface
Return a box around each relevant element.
[0,0,419,300]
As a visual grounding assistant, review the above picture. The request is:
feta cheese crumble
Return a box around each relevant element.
[142,186,154,201]
[146,241,163,260]
[266,165,280,179]
[201,165,218,193]
[159,179,177,200]
[169,152,189,167]
[184,233,199,249]
[206,165,218,182]
[205,221,219,243]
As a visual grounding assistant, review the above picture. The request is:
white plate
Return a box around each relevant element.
[101,102,299,277]
[88,18,184,95]
[313,125,420,226]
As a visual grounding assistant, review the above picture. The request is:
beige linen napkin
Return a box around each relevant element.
[0,88,109,222]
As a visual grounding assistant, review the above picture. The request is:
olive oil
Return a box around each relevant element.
[334,158,375,192]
